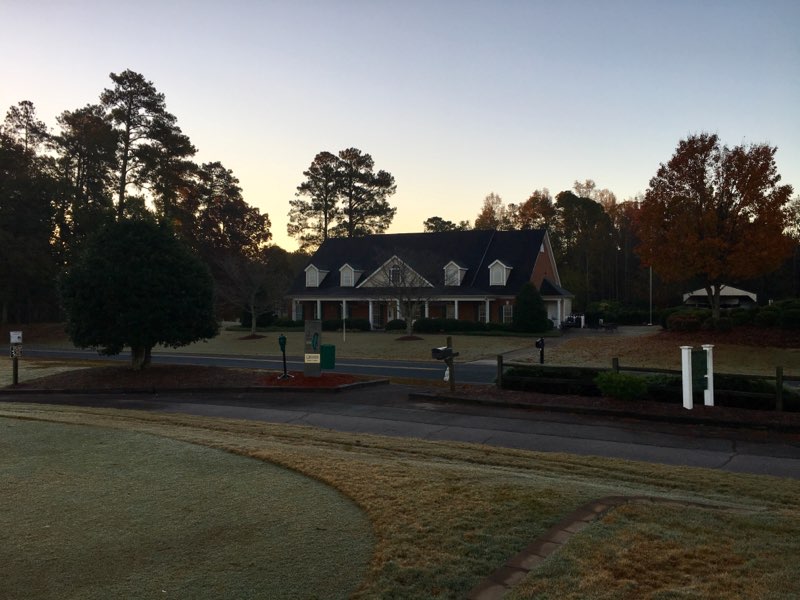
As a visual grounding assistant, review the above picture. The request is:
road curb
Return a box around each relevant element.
[408,392,800,434]
[0,378,391,396]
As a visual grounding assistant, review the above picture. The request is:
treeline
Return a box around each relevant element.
[426,175,799,313]
[0,70,303,324]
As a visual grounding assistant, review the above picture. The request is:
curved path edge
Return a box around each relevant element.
[467,494,759,600]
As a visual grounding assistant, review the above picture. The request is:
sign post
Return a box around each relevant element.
[10,331,22,386]
[304,320,322,378]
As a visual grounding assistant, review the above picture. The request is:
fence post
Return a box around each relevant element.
[612,357,619,373]
[776,366,784,412]
[496,354,504,389]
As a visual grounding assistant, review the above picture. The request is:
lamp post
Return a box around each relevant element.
[277,333,293,380]
[648,265,653,326]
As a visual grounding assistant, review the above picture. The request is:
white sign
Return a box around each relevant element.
[10,331,21,344]
[304,353,321,364]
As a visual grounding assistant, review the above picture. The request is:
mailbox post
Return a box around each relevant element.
[432,340,459,393]
[535,337,545,364]
[10,331,22,386]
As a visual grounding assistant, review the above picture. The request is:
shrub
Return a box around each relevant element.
[385,319,407,331]
[502,365,602,396]
[272,318,304,329]
[666,313,702,331]
[512,283,552,332]
[754,307,779,327]
[595,372,648,401]
[729,308,756,326]
[413,318,488,333]
[322,318,371,332]
[779,309,800,330]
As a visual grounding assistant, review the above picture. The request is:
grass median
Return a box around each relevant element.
[2,403,799,599]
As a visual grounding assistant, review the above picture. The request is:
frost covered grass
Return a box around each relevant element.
[2,403,798,599]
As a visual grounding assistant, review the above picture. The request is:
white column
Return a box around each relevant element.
[702,344,714,406]
[454,299,459,320]
[368,301,374,330]
[485,299,490,323]
[316,300,322,320]
[681,346,693,410]
[396,300,401,320]
[424,301,429,318]
[342,299,347,319]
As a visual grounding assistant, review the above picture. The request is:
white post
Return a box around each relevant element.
[316,300,322,320]
[485,299,490,323]
[396,300,401,320]
[556,298,563,328]
[342,300,347,342]
[702,344,714,406]
[681,346,693,410]
[424,301,429,318]
[368,300,374,330]
[454,299,459,320]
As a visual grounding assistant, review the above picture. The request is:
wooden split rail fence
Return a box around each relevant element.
[496,355,799,411]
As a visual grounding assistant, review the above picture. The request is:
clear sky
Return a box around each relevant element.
[2,0,798,251]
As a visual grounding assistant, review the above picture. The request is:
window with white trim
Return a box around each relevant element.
[305,267,318,287]
[488,260,512,286]
[444,264,459,286]
[478,303,487,323]
[389,265,401,286]
[502,304,513,324]
[340,266,354,287]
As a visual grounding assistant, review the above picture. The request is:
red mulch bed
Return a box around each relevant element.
[262,371,362,387]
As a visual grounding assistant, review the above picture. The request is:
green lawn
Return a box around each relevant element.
[0,417,372,600]
[27,324,537,362]
[2,403,798,599]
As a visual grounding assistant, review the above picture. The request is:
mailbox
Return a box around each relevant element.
[535,338,545,349]
[432,347,452,360]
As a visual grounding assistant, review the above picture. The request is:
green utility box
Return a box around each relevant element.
[320,344,336,369]
[691,348,707,390]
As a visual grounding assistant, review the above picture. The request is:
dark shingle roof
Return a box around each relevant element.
[288,230,549,298]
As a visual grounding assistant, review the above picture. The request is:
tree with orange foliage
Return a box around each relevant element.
[636,133,794,319]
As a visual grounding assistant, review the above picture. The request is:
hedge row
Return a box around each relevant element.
[660,300,800,331]
[502,365,799,411]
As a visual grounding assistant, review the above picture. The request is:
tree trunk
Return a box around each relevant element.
[130,345,154,370]
[249,293,257,335]
[705,284,722,320]
[131,345,147,370]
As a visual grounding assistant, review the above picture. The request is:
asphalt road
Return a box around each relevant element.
[6,383,800,480]
[26,347,498,384]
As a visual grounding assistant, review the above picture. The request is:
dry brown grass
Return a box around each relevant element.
[2,403,798,598]
[527,328,800,377]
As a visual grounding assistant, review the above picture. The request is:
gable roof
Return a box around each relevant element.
[288,229,550,297]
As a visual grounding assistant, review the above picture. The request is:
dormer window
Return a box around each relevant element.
[339,264,354,287]
[488,260,512,286]
[305,264,328,288]
[444,261,467,286]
